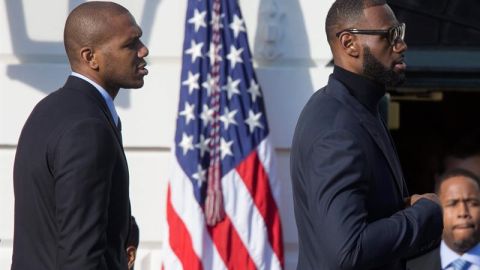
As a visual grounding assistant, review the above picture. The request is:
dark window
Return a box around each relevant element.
[389,0,480,47]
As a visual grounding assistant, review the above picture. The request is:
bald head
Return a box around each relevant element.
[325,0,386,45]
[64,1,131,67]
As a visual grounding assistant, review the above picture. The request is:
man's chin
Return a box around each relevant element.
[452,234,479,253]
[386,72,405,87]
[123,81,145,89]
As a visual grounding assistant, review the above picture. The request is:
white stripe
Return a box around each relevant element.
[256,137,282,209]
[162,219,183,270]
[223,169,282,270]
[169,159,227,270]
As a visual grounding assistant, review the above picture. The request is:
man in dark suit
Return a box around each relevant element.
[290,0,443,269]
[11,2,148,269]
[407,169,480,270]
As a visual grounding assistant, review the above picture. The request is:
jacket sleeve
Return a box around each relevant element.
[52,119,117,269]
[306,129,442,269]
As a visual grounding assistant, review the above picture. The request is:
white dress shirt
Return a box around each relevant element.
[71,72,119,126]
[441,240,480,270]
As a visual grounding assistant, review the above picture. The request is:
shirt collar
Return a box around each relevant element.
[441,240,480,268]
[332,65,386,115]
[71,72,119,126]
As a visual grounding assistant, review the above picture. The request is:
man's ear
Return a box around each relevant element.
[126,246,137,270]
[80,47,99,70]
[338,32,360,57]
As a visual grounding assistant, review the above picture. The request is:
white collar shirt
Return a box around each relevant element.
[441,240,480,270]
[71,72,119,126]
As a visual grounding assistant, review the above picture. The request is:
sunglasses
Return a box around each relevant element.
[335,23,406,46]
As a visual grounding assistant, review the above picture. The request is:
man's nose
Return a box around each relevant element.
[138,41,149,58]
[457,202,471,218]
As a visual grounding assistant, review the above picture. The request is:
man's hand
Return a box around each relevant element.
[405,193,441,207]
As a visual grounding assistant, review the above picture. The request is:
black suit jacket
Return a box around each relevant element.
[406,247,441,270]
[290,75,443,269]
[12,76,131,270]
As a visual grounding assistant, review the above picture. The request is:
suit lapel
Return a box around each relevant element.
[362,118,406,196]
[63,76,124,148]
[326,76,406,196]
[62,76,129,174]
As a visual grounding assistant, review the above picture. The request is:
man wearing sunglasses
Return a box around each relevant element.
[290,0,443,269]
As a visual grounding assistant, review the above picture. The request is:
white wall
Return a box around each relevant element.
[0,0,334,269]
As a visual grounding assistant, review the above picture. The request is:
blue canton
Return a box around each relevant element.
[175,0,269,204]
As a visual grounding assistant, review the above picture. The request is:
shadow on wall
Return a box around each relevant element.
[252,0,315,148]
[5,0,161,109]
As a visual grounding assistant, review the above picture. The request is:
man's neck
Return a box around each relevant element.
[71,69,119,99]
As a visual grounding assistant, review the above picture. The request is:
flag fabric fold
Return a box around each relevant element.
[164,0,284,269]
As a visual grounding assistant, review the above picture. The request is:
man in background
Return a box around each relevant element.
[12,1,148,269]
[408,168,480,269]
[290,0,443,269]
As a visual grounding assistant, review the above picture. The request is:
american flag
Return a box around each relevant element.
[163,0,284,269]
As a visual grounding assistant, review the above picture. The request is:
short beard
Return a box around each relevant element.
[452,235,480,254]
[362,46,405,86]
[444,229,480,254]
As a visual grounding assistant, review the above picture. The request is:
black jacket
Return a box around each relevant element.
[12,76,130,270]
[290,75,443,269]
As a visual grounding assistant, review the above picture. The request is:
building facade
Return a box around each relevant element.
[0,1,334,269]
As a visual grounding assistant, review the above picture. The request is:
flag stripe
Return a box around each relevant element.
[256,138,282,209]
[169,163,228,270]
[256,138,284,265]
[236,147,285,266]
[222,167,282,269]
[208,217,257,270]
[167,184,203,270]
[162,210,183,270]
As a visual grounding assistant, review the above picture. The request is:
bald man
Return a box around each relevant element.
[12,2,148,269]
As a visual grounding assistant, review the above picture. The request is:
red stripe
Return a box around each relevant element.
[208,217,257,270]
[236,151,285,267]
[166,184,203,270]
